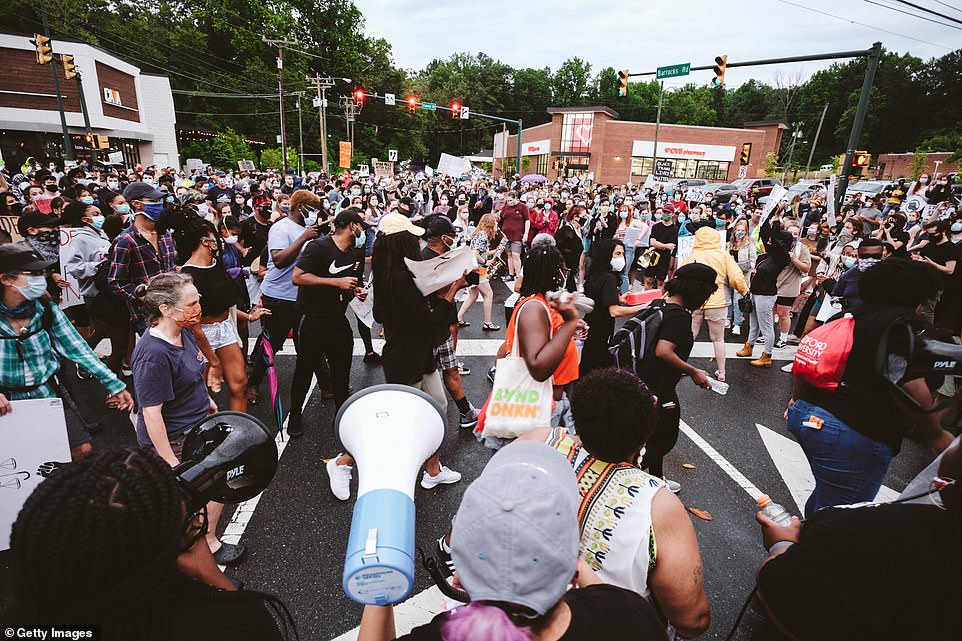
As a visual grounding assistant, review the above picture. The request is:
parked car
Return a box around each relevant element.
[732,177,782,198]
[669,178,709,190]
[842,179,897,205]
[818,164,835,172]
[704,183,738,203]
[758,184,818,207]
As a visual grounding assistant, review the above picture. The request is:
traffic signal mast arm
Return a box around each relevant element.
[625,47,876,78]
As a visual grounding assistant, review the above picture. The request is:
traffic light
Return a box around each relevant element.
[450,101,461,118]
[854,150,871,168]
[740,142,752,166]
[84,133,94,146]
[61,54,77,80]
[33,34,53,65]
[407,97,417,112]
[353,88,365,105]
[712,54,727,87]
[617,69,629,97]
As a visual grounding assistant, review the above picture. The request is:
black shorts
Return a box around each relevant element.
[645,256,670,282]
[776,296,796,307]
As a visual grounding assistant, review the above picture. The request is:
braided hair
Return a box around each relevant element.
[7,447,299,640]
[158,203,219,265]
[519,244,565,297]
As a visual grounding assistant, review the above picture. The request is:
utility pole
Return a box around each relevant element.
[804,103,829,178]
[296,94,303,175]
[339,95,360,166]
[784,123,803,183]
[307,77,350,175]
[652,81,664,177]
[836,42,882,212]
[263,37,296,173]
[37,0,72,161]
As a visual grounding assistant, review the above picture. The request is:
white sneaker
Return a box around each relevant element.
[781,362,794,373]
[731,325,741,336]
[662,477,681,494]
[326,456,353,501]
[421,465,462,489]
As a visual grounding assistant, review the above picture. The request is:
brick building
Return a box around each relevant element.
[493,106,786,185]
[0,32,179,170]
[874,152,959,180]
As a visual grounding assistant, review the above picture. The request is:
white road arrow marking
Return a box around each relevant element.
[332,585,454,641]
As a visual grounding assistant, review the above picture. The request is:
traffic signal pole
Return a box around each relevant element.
[626,43,881,209]
[38,0,72,161]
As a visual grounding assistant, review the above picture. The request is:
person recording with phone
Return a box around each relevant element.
[290,209,370,438]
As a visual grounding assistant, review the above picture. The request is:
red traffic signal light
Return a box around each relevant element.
[353,88,365,104]
[407,97,417,111]
[450,102,461,118]
[740,142,752,166]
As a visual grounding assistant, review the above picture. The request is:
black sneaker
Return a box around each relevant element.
[435,535,456,579]
[287,413,304,438]
[363,351,382,364]
[458,361,471,376]
[459,405,479,430]
[774,339,787,349]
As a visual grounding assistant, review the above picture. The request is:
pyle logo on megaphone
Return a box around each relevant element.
[934,361,958,369]
[226,464,246,482]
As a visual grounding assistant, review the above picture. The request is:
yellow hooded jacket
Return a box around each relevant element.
[681,226,749,309]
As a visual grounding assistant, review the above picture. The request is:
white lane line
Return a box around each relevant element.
[679,420,764,501]
[246,338,797,360]
[331,586,454,641]
[218,376,318,552]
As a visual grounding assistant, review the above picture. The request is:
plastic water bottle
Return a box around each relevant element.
[756,494,793,526]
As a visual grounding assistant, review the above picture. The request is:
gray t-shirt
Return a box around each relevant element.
[857,206,882,236]
[261,216,305,301]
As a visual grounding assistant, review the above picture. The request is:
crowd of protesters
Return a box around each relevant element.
[0,154,959,641]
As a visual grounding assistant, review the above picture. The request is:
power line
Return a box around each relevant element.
[772,0,953,49]
[932,0,962,12]
[866,0,962,29]
[892,0,962,24]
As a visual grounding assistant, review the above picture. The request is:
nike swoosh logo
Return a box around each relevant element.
[329,261,355,274]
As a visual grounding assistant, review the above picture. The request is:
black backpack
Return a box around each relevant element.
[608,300,665,376]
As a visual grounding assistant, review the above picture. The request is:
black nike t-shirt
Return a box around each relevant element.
[295,235,361,316]
[634,300,694,400]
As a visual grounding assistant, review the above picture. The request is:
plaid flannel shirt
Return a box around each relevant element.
[0,302,126,400]
[107,225,177,324]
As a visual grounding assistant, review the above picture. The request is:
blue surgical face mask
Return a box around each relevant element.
[303,208,319,227]
[17,275,47,301]
[90,215,105,230]
[354,230,366,249]
[116,203,131,216]
[81,196,95,205]
[843,256,856,270]
[142,202,164,220]
[619,212,629,219]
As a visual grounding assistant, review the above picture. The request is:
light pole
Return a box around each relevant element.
[263,37,297,172]
[783,124,803,183]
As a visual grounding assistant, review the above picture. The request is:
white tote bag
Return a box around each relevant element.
[480,298,555,439]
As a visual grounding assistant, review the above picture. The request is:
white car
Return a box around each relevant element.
[818,164,834,172]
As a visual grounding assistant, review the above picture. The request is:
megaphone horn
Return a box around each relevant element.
[338,384,446,606]
[877,318,962,413]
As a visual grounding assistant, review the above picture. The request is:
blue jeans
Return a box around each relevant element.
[620,245,636,294]
[787,399,894,517]
[726,284,744,327]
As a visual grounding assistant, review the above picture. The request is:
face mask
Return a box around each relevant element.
[303,208,318,227]
[76,178,90,186]
[81,196,95,205]
[610,256,626,272]
[45,184,59,193]
[920,177,929,184]
[600,205,610,214]
[35,230,59,245]
[354,231,366,249]
[526,201,535,208]
[716,219,726,228]
[224,235,239,245]
[107,181,119,190]
[857,256,880,272]
[807,229,817,238]
[619,211,629,219]
[441,199,449,206]
[142,202,164,219]
[279,203,292,213]
[843,256,856,270]
[116,203,131,216]
[678,215,687,222]
[15,275,47,301]
[951,223,962,233]
[662,214,672,222]
[363,188,371,194]
[351,189,361,197]
[89,215,105,230]
[734,230,746,239]
[172,306,201,328]
[544,204,552,211]
[442,236,455,250]
[507,199,518,206]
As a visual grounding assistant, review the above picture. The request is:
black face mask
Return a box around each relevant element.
[9,203,22,217]
[35,230,59,245]
[45,184,59,193]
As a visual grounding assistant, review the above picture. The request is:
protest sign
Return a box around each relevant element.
[759,185,789,227]
[0,216,25,243]
[404,246,475,296]
[436,153,471,177]
[58,228,89,309]
[0,398,71,550]
[374,161,394,177]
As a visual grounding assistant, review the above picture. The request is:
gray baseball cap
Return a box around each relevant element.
[450,441,580,616]
[122,181,165,202]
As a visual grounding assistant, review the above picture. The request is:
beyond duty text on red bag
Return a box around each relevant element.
[792,315,855,391]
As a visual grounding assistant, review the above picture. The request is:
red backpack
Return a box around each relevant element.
[792,315,855,391]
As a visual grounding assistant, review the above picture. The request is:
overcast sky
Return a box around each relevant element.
[353,0,960,87]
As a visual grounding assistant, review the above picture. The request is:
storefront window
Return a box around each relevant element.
[536,154,549,176]
[560,113,594,154]
[631,157,730,181]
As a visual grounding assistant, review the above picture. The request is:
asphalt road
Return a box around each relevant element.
[0,278,942,641]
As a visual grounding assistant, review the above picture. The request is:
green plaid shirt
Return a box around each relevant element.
[0,302,126,400]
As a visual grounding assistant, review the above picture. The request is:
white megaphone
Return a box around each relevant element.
[338,384,446,605]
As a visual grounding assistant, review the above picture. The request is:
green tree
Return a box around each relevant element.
[909,149,928,180]
[552,57,593,106]
[763,151,780,178]
[207,129,252,169]
[260,147,298,170]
